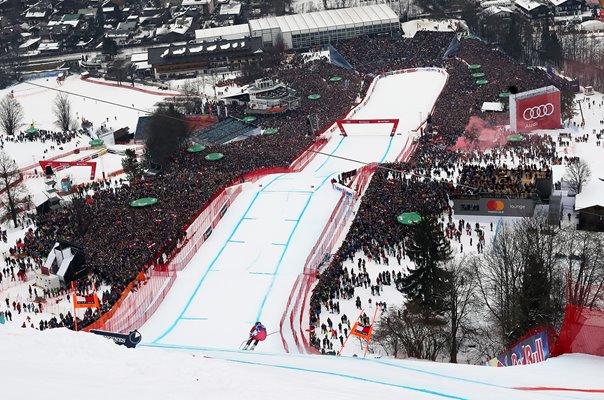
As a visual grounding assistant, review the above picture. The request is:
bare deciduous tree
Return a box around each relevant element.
[474,221,524,347]
[53,93,75,131]
[444,257,479,363]
[560,229,604,308]
[373,305,447,360]
[564,159,591,194]
[0,94,24,136]
[0,151,31,227]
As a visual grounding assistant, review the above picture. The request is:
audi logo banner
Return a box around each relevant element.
[509,86,561,133]
[522,103,555,120]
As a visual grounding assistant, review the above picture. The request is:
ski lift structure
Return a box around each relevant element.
[338,306,379,357]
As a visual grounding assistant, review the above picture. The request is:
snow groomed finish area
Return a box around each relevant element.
[139,69,448,352]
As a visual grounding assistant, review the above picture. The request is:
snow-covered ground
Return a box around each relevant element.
[0,75,172,167]
[3,326,604,400]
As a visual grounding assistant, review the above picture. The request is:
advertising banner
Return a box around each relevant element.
[510,86,561,133]
[486,328,551,367]
[90,329,142,348]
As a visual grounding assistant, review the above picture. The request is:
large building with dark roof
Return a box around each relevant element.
[147,36,263,79]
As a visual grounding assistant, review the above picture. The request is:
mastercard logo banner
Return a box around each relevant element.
[487,200,505,211]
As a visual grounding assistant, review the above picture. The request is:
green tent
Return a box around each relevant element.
[25,124,39,135]
[465,34,480,40]
[476,79,489,85]
[471,72,485,78]
[329,76,342,82]
[205,152,224,161]
[89,139,104,147]
[263,128,279,135]
[498,92,512,98]
[396,212,422,225]
[243,115,257,123]
[130,197,158,207]
[507,134,525,143]
[187,144,206,153]
[307,94,321,100]
[468,64,482,70]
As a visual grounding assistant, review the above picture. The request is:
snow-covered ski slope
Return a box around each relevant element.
[140,69,448,352]
[4,327,604,400]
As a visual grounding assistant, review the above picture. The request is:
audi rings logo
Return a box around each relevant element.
[523,103,555,121]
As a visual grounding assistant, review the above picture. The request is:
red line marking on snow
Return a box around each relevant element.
[514,387,604,393]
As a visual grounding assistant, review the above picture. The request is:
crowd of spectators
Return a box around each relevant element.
[307,33,565,352]
[17,56,363,330]
[452,164,550,199]
[9,32,564,335]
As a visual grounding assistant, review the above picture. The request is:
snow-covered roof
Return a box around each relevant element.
[514,0,546,11]
[130,52,148,62]
[548,0,568,6]
[19,37,41,49]
[168,17,193,35]
[38,42,60,51]
[181,0,211,5]
[220,1,241,15]
[25,10,48,18]
[195,24,250,41]
[248,4,398,35]
[482,5,514,16]
[579,20,604,32]
[480,0,513,7]
[575,179,604,210]
[481,101,505,112]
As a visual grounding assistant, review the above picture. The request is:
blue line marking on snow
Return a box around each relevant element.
[263,190,314,194]
[152,173,285,344]
[221,358,468,400]
[139,343,466,400]
[142,343,579,400]
[248,272,276,276]
[314,136,345,173]
[254,173,334,322]
[379,136,394,163]
[227,240,246,244]
[271,243,287,246]
[242,217,257,220]
[179,317,208,321]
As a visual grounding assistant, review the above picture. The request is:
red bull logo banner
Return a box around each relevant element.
[509,86,561,133]
[485,327,552,367]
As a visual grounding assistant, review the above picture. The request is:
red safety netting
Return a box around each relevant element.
[84,68,439,337]
[83,138,328,334]
[553,278,604,357]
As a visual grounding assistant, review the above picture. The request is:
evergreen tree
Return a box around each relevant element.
[502,15,523,62]
[560,89,577,122]
[547,31,564,66]
[122,148,143,181]
[399,214,453,315]
[144,104,189,167]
